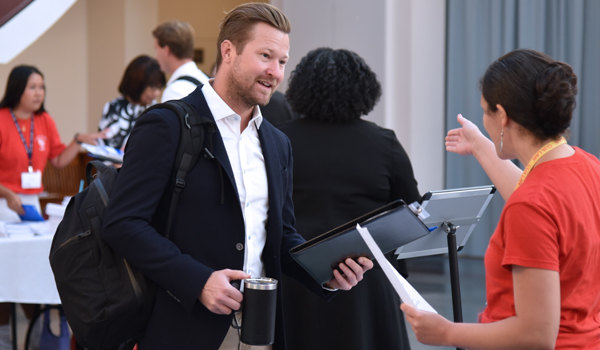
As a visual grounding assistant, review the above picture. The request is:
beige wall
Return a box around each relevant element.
[125,0,159,63]
[86,0,158,134]
[87,0,126,135]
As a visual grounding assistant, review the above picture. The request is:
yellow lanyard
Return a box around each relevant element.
[515,136,567,190]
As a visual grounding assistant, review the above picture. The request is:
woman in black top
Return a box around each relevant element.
[98,55,165,150]
[278,48,420,350]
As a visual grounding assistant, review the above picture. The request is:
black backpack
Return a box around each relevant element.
[175,75,202,86]
[49,100,215,350]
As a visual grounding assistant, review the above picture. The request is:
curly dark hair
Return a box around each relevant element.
[285,48,381,122]
[481,49,577,141]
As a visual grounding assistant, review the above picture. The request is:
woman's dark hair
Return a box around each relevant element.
[0,65,46,114]
[118,55,166,104]
[481,48,577,141]
[286,48,381,122]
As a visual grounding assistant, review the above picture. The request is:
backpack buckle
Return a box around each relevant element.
[203,148,215,159]
[175,179,185,189]
[184,113,191,129]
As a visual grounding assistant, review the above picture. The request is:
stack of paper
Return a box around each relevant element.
[45,196,70,234]
[0,222,9,237]
[29,222,55,235]
[0,222,34,237]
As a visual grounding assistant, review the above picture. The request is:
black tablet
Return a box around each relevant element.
[290,200,430,285]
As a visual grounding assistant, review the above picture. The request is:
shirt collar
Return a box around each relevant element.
[167,61,196,85]
[202,79,263,129]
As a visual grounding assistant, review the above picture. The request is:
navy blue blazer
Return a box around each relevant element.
[102,88,330,350]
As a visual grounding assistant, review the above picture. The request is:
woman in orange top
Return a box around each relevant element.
[0,65,105,221]
[402,49,600,349]
[0,65,106,349]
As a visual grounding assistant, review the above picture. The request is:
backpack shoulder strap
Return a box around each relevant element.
[174,75,202,86]
[152,100,216,238]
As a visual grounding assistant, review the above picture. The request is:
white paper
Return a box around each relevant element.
[0,223,34,237]
[45,202,67,218]
[81,143,124,163]
[21,171,42,189]
[0,221,55,237]
[357,224,437,313]
[28,222,55,236]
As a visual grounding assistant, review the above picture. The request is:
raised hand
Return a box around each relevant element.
[445,114,486,156]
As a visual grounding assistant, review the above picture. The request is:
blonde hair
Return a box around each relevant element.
[216,2,291,69]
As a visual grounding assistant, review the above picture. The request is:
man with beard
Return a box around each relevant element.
[101,3,372,350]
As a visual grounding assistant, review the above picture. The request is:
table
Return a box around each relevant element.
[0,234,61,350]
[0,234,60,304]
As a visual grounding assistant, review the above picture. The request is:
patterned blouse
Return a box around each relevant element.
[98,97,151,149]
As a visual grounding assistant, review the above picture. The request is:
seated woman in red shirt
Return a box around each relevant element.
[0,65,106,348]
[0,65,105,221]
[402,49,600,349]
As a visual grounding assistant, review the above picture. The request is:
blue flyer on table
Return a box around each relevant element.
[19,205,45,221]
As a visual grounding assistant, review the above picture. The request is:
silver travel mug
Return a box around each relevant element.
[240,277,278,346]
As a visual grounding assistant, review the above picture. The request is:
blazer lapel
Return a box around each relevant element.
[258,123,283,220]
[184,89,239,200]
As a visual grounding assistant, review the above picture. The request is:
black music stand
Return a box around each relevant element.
[395,185,496,350]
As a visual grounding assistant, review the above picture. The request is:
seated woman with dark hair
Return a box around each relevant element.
[98,55,165,150]
[403,49,600,349]
[0,65,105,221]
[278,47,420,350]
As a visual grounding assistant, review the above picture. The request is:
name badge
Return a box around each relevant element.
[21,171,42,189]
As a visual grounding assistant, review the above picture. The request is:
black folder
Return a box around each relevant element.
[290,200,430,285]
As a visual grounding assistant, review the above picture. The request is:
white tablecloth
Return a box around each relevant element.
[0,234,61,304]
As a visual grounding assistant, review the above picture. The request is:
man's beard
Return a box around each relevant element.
[226,62,276,109]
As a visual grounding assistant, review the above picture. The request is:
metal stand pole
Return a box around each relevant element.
[443,221,464,350]
[10,303,17,350]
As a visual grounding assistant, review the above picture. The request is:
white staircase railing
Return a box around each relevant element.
[0,0,78,64]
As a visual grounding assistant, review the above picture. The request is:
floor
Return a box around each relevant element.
[404,255,487,350]
[11,255,486,350]
[13,306,28,350]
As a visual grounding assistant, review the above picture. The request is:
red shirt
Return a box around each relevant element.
[0,107,66,194]
[482,147,600,349]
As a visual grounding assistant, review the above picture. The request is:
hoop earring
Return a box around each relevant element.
[500,129,504,152]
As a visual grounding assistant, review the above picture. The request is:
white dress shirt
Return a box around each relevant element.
[161,61,210,102]
[201,81,269,279]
